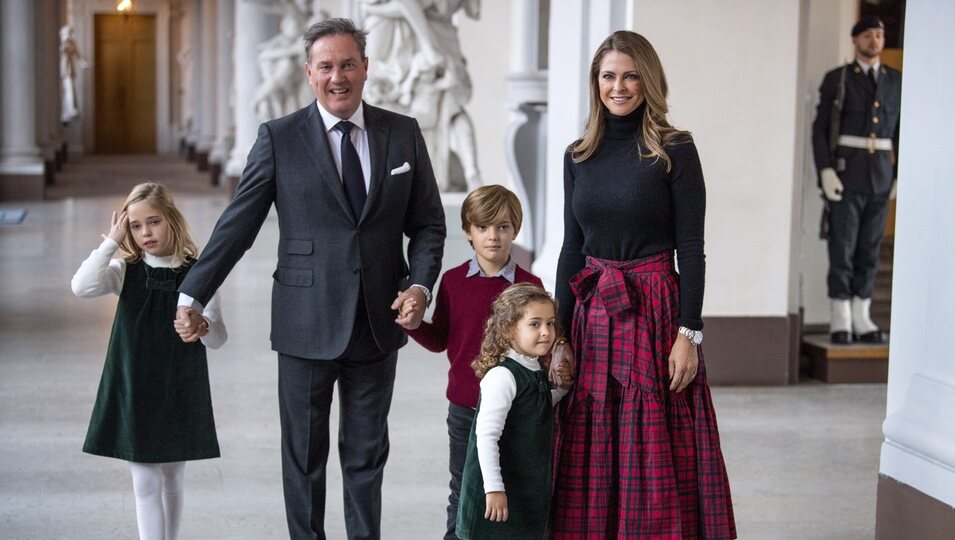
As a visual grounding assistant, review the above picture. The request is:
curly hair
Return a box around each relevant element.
[119,182,198,266]
[471,283,560,378]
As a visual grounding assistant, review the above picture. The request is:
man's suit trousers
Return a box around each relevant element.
[826,191,890,300]
[277,298,398,540]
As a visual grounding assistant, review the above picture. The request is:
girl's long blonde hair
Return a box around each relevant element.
[570,30,689,171]
[119,182,198,266]
[471,283,560,378]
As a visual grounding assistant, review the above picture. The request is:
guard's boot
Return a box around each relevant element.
[830,298,854,344]
[852,296,888,344]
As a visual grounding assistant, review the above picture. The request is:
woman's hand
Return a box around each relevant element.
[107,211,128,245]
[484,491,508,522]
[668,334,699,393]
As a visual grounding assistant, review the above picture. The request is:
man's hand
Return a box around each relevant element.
[174,306,208,343]
[820,168,844,202]
[484,491,508,522]
[391,287,426,329]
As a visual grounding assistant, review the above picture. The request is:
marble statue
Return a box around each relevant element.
[249,0,328,121]
[59,25,86,124]
[361,0,482,192]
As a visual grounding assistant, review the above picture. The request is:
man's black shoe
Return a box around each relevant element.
[831,331,854,344]
[858,330,888,344]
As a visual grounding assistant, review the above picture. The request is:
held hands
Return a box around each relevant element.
[107,211,128,245]
[174,306,209,343]
[820,168,844,202]
[484,492,508,522]
[668,333,699,393]
[549,341,576,390]
[391,287,426,330]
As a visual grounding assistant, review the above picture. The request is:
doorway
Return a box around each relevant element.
[94,14,157,153]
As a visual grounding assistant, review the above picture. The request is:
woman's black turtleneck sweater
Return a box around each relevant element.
[555,103,706,333]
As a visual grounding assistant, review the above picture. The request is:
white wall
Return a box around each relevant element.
[879,0,955,508]
[632,0,802,317]
[456,1,512,191]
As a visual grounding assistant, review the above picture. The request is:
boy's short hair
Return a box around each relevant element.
[460,185,523,235]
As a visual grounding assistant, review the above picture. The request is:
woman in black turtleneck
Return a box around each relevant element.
[550,31,736,539]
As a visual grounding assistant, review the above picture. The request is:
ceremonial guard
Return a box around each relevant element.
[812,16,902,344]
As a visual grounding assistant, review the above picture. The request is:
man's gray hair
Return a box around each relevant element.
[303,18,368,62]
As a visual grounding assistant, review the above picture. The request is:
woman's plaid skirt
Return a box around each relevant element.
[551,253,736,539]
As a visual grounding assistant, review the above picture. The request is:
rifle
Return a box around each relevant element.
[819,64,848,240]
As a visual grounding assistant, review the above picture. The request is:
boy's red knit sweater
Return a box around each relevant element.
[406,260,543,408]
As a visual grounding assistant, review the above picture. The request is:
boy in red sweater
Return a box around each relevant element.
[404,185,543,539]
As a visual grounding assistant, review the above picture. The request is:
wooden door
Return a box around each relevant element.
[94,14,156,153]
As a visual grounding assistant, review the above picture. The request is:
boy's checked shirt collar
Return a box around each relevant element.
[466,256,517,283]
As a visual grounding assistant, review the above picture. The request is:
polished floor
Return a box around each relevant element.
[0,155,886,539]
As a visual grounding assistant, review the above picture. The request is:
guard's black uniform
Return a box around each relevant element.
[811,60,902,300]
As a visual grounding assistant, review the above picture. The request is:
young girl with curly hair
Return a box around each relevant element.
[455,283,571,540]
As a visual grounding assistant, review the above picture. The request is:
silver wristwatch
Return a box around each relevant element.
[678,326,703,346]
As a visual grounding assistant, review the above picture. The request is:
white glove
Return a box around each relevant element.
[820,168,843,202]
[889,178,897,200]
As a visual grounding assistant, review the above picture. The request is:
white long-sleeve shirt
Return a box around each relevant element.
[71,237,227,349]
[475,349,568,493]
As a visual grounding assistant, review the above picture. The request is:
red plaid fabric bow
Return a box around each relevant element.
[568,253,675,404]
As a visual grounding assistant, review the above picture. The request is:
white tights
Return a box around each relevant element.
[128,461,186,540]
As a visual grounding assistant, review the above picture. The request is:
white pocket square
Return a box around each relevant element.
[390,162,411,175]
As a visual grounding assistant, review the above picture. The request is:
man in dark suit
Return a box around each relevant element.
[174,18,446,539]
[812,16,901,345]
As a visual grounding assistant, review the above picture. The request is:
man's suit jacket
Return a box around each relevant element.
[812,61,902,196]
[180,102,446,359]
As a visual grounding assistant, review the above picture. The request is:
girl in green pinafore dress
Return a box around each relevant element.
[71,183,227,540]
[456,284,573,540]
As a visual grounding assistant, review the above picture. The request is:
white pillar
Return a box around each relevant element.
[185,0,202,147]
[534,0,629,287]
[504,0,548,255]
[225,3,279,181]
[34,0,60,183]
[196,0,218,169]
[879,0,955,512]
[0,0,44,200]
[210,0,235,182]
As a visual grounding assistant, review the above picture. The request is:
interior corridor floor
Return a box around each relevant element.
[0,154,886,539]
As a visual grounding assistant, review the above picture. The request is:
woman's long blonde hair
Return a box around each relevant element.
[119,182,198,265]
[570,30,689,171]
[471,284,560,378]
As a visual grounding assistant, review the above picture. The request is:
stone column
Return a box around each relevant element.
[533,0,629,286]
[225,2,279,192]
[195,0,217,172]
[35,0,61,185]
[504,0,548,258]
[0,0,44,200]
[209,0,235,185]
[180,0,202,157]
[877,1,955,535]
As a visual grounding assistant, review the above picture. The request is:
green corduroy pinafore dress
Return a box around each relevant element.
[83,259,220,463]
[456,357,554,540]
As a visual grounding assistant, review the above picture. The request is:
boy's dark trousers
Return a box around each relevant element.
[446,402,476,539]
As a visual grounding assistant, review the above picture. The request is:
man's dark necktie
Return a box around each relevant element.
[867,68,877,87]
[335,121,366,221]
